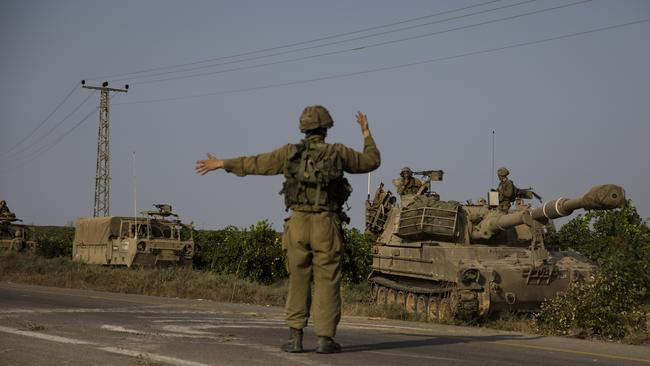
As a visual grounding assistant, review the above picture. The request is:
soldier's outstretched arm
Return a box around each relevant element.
[195,153,224,175]
[336,111,381,174]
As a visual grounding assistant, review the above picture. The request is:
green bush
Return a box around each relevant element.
[195,222,375,285]
[193,221,286,284]
[33,226,74,258]
[341,227,374,284]
[537,201,650,341]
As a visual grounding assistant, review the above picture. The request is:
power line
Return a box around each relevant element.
[89,0,505,81]
[132,0,587,86]
[6,92,125,174]
[117,18,650,106]
[7,107,98,171]
[3,91,96,160]
[1,83,79,157]
[121,0,541,84]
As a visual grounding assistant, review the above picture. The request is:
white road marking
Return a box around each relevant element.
[0,325,93,345]
[100,324,230,340]
[367,350,463,362]
[0,307,215,315]
[0,325,221,366]
[98,347,215,366]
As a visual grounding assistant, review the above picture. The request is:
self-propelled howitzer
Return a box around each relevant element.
[366,178,625,322]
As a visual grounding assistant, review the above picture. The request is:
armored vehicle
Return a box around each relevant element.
[72,204,194,267]
[365,171,625,322]
[0,213,36,253]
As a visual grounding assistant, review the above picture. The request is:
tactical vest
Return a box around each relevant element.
[280,140,352,211]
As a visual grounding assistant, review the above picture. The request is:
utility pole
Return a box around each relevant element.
[81,80,128,217]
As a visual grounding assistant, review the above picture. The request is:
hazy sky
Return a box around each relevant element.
[1,0,649,230]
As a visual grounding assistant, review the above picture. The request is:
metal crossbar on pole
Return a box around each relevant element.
[81,80,128,217]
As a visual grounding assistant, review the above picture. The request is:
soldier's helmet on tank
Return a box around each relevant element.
[400,167,413,177]
[299,105,334,133]
[497,167,510,177]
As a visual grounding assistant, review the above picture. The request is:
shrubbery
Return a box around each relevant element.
[537,201,650,341]
[341,227,374,284]
[33,226,74,258]
[193,221,374,285]
[193,221,286,284]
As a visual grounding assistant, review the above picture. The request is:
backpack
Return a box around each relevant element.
[280,140,352,211]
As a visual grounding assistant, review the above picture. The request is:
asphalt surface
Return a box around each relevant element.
[0,282,649,366]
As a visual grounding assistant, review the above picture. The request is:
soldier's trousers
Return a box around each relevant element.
[282,210,343,337]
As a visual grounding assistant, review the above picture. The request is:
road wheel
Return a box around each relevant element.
[438,298,454,322]
[376,286,387,305]
[427,297,439,322]
[405,292,417,314]
[396,291,406,308]
[370,282,380,301]
[386,289,397,305]
[416,295,428,316]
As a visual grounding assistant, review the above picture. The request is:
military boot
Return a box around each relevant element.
[281,327,303,353]
[315,336,341,354]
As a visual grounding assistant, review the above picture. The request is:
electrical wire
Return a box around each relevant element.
[119,0,542,83]
[6,107,98,172]
[1,82,79,157]
[7,91,123,170]
[88,0,505,81]
[132,0,588,86]
[117,18,650,106]
[3,91,96,160]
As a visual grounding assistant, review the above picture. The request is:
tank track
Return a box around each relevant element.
[370,276,481,322]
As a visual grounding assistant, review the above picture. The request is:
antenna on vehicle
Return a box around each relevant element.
[367,173,371,200]
[491,130,495,189]
[133,150,137,240]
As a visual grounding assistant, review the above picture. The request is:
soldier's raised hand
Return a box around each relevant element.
[355,111,370,137]
[195,153,224,175]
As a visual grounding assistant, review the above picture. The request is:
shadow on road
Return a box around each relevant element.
[342,333,541,353]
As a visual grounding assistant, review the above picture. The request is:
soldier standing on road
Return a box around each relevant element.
[497,167,515,213]
[195,105,380,354]
[396,167,425,196]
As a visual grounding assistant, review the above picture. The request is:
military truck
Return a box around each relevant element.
[0,213,36,253]
[365,171,625,322]
[72,204,194,267]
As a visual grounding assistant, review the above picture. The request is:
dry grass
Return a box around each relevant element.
[0,252,286,306]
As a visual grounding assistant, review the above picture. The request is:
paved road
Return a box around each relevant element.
[0,282,649,366]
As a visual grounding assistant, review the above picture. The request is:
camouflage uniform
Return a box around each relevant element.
[497,167,515,213]
[398,177,425,195]
[396,167,426,196]
[0,201,11,217]
[221,106,380,349]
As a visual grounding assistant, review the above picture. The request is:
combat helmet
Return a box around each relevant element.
[497,167,510,177]
[400,167,413,177]
[299,105,333,133]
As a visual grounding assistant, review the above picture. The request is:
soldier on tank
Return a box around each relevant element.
[497,167,515,212]
[195,105,380,353]
[396,167,426,196]
[0,200,12,217]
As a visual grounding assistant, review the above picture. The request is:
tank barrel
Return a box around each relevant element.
[471,184,625,240]
[529,184,625,221]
